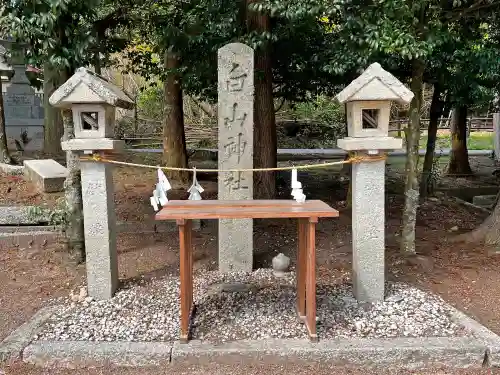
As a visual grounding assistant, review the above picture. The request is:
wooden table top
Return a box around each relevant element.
[155,200,339,220]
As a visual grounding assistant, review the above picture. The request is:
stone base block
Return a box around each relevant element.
[5,125,44,152]
[61,138,124,152]
[23,159,68,193]
[337,136,402,151]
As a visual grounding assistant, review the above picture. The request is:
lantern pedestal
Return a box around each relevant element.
[80,159,118,299]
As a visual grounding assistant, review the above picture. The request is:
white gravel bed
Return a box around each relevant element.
[35,269,466,343]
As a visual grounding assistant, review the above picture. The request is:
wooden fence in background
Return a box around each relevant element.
[121,116,494,147]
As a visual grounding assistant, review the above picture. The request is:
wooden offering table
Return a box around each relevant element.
[155,200,339,342]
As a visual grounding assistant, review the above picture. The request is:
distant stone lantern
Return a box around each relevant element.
[336,63,413,303]
[0,46,14,80]
[49,67,134,300]
[0,39,30,85]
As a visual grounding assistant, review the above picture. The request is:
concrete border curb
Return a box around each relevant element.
[170,337,487,369]
[23,341,173,368]
[21,336,488,369]
[449,307,500,366]
[0,306,59,362]
[13,305,500,369]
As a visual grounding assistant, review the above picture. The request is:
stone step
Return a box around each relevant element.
[0,231,61,250]
[0,162,24,175]
[23,159,68,193]
[0,206,50,225]
[472,195,497,208]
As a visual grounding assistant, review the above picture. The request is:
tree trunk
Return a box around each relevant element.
[43,63,64,155]
[62,108,85,263]
[247,0,277,199]
[447,105,472,175]
[456,191,500,246]
[400,59,425,255]
[94,38,102,75]
[419,83,443,197]
[0,78,13,164]
[162,50,189,183]
[341,106,352,205]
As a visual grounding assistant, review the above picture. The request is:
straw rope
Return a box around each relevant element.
[79,152,387,173]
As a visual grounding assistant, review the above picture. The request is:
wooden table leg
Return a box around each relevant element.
[296,219,306,319]
[186,220,193,317]
[305,217,318,342]
[178,219,193,343]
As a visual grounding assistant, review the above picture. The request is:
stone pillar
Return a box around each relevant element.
[217,43,254,272]
[493,113,500,162]
[80,160,118,299]
[351,151,385,302]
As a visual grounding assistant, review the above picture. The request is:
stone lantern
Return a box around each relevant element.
[0,45,14,81]
[0,39,30,85]
[336,63,413,303]
[49,67,134,300]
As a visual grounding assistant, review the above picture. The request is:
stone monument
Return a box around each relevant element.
[217,43,254,272]
[0,40,44,151]
[336,63,413,302]
[49,67,134,300]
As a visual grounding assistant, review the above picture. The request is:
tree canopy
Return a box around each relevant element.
[2,0,500,254]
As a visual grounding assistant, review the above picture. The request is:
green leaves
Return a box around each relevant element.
[1,0,132,72]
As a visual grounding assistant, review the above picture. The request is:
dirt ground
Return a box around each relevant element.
[1,156,500,374]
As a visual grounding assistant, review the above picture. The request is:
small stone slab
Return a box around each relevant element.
[23,159,68,193]
[23,341,173,368]
[0,206,49,225]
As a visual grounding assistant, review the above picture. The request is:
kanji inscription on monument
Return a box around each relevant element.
[218,42,254,272]
[223,133,247,162]
[223,103,248,130]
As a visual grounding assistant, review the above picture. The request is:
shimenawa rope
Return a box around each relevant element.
[79,153,387,173]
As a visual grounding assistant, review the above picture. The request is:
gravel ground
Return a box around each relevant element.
[36,269,465,343]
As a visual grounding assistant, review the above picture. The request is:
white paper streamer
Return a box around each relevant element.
[150,196,159,211]
[291,168,306,203]
[188,167,204,201]
[150,168,172,211]
[158,168,172,191]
